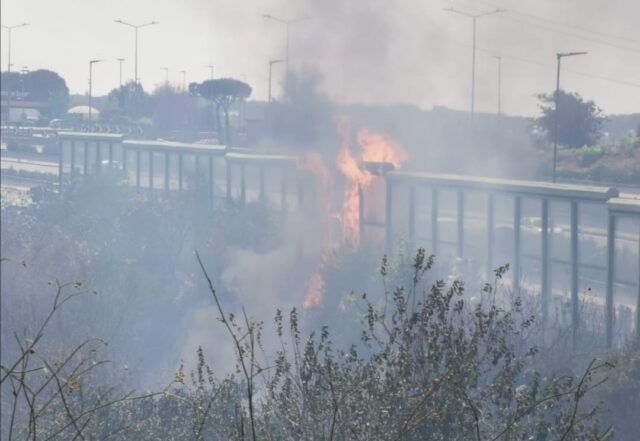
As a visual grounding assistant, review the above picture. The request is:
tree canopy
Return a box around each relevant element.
[106,81,153,120]
[1,69,70,117]
[535,90,606,148]
[189,78,252,145]
[189,78,251,105]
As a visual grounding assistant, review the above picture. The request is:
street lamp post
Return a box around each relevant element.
[2,22,28,124]
[161,67,169,86]
[263,14,310,99]
[268,59,284,102]
[493,55,502,118]
[552,51,588,182]
[116,58,125,87]
[89,59,105,123]
[180,70,186,90]
[1,22,29,72]
[445,7,504,122]
[114,19,158,84]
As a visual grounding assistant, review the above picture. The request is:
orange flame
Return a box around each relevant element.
[336,118,406,246]
[358,129,407,168]
[304,272,325,309]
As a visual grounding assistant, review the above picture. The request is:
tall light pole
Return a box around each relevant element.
[263,14,310,99]
[493,55,502,118]
[161,67,169,86]
[268,59,284,102]
[89,59,106,123]
[1,22,29,72]
[116,58,125,87]
[114,19,158,84]
[180,70,186,90]
[445,7,504,122]
[552,51,588,182]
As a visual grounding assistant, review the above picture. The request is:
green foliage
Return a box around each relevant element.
[535,90,607,148]
[107,81,153,120]
[0,69,70,117]
[189,78,252,144]
[578,145,605,167]
[182,249,614,440]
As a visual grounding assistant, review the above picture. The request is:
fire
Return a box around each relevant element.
[304,272,325,309]
[335,118,406,245]
[358,129,407,168]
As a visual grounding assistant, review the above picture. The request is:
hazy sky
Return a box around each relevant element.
[2,0,639,116]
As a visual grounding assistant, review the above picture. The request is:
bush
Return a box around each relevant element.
[579,145,605,167]
[189,249,614,440]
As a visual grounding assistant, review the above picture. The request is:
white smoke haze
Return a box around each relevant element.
[1,0,639,438]
[2,0,638,114]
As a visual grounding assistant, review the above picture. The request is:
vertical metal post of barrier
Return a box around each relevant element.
[240,163,246,205]
[96,142,102,176]
[408,186,416,244]
[259,166,266,203]
[83,141,89,177]
[164,152,170,195]
[178,153,184,192]
[193,153,202,188]
[70,140,76,177]
[605,213,615,347]
[636,224,640,339]
[209,156,214,209]
[486,193,494,281]
[135,150,141,193]
[457,190,465,258]
[281,166,288,212]
[431,188,439,256]
[513,196,522,296]
[570,201,579,347]
[226,161,232,203]
[58,139,64,186]
[541,199,550,327]
[385,178,393,254]
[148,151,154,197]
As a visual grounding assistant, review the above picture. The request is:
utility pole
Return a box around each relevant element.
[2,22,28,123]
[268,59,284,102]
[116,58,125,87]
[180,70,186,90]
[89,59,106,123]
[263,14,310,100]
[552,51,587,182]
[161,67,169,86]
[114,19,158,84]
[493,55,502,118]
[1,22,29,72]
[445,7,504,123]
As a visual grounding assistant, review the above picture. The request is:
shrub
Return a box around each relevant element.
[194,249,615,440]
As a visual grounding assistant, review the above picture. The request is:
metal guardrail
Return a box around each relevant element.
[56,133,640,346]
[380,170,638,347]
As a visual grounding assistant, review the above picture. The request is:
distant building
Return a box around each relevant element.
[0,91,47,123]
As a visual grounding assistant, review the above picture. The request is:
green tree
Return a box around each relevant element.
[189,78,251,145]
[535,90,606,148]
[106,81,153,120]
[1,69,70,118]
